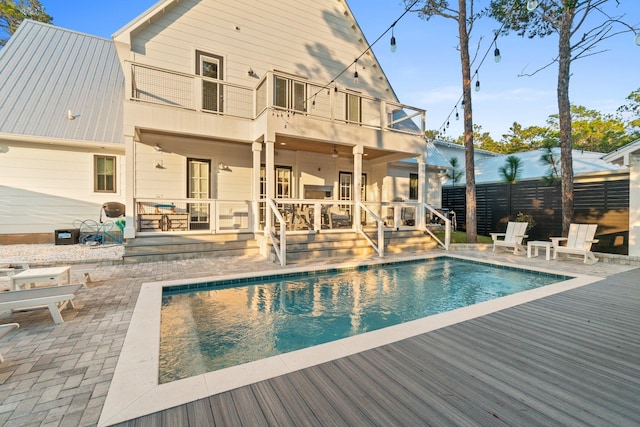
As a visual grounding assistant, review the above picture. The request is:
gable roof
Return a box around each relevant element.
[451,148,627,185]
[602,138,640,166]
[112,0,399,102]
[0,20,124,145]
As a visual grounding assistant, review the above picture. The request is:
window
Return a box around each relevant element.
[346,93,361,123]
[273,76,306,112]
[94,155,116,193]
[274,76,288,108]
[409,173,418,200]
[196,50,224,112]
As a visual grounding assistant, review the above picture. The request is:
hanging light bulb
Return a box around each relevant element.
[461,99,465,106]
[494,47,501,63]
[635,32,640,46]
[455,107,459,120]
[446,120,450,129]
[526,0,538,11]
[353,59,359,84]
[390,26,397,53]
[475,80,480,92]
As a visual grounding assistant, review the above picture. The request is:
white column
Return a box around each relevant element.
[629,153,640,256]
[265,140,275,231]
[123,135,136,239]
[252,142,262,232]
[353,145,363,227]
[417,154,426,227]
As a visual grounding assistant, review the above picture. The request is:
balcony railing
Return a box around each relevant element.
[127,62,425,135]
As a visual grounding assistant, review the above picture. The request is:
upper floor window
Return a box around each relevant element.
[273,76,306,112]
[196,50,224,112]
[346,93,361,123]
[95,155,116,193]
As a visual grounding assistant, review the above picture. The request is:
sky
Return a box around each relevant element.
[33,0,640,140]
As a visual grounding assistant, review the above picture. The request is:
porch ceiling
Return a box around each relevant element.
[276,135,397,161]
[137,129,414,162]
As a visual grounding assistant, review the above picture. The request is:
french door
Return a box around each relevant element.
[187,158,210,230]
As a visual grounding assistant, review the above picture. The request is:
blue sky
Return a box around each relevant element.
[39,0,640,140]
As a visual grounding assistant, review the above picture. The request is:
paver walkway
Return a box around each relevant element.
[0,246,636,426]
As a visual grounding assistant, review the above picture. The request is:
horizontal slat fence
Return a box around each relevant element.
[442,175,629,254]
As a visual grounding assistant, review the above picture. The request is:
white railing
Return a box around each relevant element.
[134,198,251,233]
[127,62,425,135]
[266,198,286,266]
[423,203,451,250]
[130,63,254,119]
[357,202,384,256]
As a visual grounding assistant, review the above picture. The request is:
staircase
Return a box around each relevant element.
[122,234,260,263]
[269,229,442,264]
[122,230,442,264]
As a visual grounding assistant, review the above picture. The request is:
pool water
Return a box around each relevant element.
[159,257,569,383]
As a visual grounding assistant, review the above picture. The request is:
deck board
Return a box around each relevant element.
[113,269,640,427]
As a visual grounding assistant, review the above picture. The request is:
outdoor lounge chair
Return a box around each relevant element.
[0,284,83,324]
[490,221,528,255]
[551,223,599,265]
[0,323,19,363]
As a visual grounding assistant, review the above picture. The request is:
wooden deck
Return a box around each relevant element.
[114,269,640,426]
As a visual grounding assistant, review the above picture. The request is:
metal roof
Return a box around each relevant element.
[0,20,124,144]
[451,148,627,185]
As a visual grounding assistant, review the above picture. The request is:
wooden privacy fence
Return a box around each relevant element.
[442,173,629,255]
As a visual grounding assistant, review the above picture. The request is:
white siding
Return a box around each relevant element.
[125,0,394,100]
[0,143,125,234]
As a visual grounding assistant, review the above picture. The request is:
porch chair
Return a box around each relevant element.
[490,221,528,255]
[551,223,599,265]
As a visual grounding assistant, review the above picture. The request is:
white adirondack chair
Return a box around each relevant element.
[490,221,529,255]
[551,223,599,265]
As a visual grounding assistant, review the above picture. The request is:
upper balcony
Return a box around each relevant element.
[126,61,425,147]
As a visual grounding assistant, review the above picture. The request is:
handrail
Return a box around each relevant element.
[266,198,287,266]
[423,203,451,250]
[357,202,384,257]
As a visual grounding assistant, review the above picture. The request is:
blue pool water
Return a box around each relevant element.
[159,257,570,383]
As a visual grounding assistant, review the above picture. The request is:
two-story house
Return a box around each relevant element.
[0,0,452,263]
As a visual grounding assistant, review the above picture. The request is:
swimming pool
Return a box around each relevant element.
[100,254,600,426]
[159,257,569,383]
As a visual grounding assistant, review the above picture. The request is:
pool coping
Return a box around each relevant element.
[98,254,602,426]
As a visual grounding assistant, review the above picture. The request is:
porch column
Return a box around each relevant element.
[417,154,426,227]
[353,145,363,227]
[123,135,136,239]
[252,142,262,232]
[265,140,275,231]
[630,153,640,256]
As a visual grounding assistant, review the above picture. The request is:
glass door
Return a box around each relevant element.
[187,158,211,230]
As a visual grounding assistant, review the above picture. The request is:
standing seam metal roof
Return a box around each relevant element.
[0,20,124,144]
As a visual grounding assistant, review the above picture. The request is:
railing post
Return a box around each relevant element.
[380,100,387,130]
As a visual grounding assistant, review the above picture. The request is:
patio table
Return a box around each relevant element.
[10,266,71,291]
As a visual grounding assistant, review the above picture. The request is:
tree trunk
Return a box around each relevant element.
[458,0,477,243]
[558,6,575,236]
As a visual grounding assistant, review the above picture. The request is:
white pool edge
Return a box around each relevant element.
[98,254,601,426]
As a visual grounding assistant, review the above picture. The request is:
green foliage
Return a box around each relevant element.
[498,155,522,184]
[0,0,52,46]
[539,140,561,186]
[515,211,536,232]
[617,87,640,133]
[445,157,463,186]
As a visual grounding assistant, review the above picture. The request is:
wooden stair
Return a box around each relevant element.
[122,234,260,263]
[270,229,442,264]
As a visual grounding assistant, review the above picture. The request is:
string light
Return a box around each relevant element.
[455,106,459,120]
[390,25,397,52]
[353,60,359,84]
[494,44,501,62]
[306,0,420,103]
[635,32,640,46]
[526,0,539,12]
[475,70,480,92]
